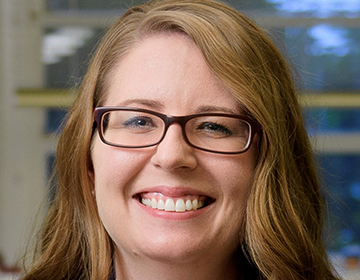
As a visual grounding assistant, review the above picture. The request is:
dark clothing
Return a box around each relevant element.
[108,266,116,280]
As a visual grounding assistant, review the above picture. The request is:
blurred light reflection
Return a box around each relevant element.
[266,0,360,17]
[42,27,95,64]
[306,24,355,56]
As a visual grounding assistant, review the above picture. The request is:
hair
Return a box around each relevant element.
[21,0,340,279]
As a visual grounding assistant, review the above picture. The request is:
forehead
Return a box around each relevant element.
[104,33,242,114]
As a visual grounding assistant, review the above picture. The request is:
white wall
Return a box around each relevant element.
[0,0,50,266]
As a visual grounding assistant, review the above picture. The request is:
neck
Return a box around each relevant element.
[113,248,244,280]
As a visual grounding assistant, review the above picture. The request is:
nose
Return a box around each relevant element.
[150,123,198,172]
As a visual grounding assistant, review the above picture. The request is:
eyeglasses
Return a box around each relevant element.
[93,107,260,154]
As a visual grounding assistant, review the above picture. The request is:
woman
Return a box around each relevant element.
[21,0,340,279]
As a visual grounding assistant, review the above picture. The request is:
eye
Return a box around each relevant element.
[196,122,232,137]
[189,116,250,140]
[123,116,157,131]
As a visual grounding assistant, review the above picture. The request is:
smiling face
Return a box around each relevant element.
[90,33,258,274]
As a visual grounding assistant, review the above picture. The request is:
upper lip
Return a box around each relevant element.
[132,185,216,200]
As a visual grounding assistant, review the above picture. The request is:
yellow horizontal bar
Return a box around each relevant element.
[17,88,77,108]
[17,89,360,108]
[299,93,360,108]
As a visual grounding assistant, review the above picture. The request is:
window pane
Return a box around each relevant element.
[275,26,360,90]
[46,152,57,203]
[267,0,360,17]
[45,108,67,134]
[319,154,360,252]
[43,27,103,88]
[305,108,360,133]
[47,0,69,10]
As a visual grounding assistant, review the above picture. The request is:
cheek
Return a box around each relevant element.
[221,165,253,207]
[209,155,255,194]
[91,140,150,197]
[207,153,256,230]
[90,143,150,235]
[205,158,255,245]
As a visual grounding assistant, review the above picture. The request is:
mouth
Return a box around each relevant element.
[134,192,215,212]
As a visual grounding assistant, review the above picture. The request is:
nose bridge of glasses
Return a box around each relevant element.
[160,115,191,144]
[164,115,188,128]
[163,115,188,135]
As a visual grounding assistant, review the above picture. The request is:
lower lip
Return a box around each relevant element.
[135,198,211,221]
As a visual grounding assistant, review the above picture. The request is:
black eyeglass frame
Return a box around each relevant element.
[93,106,261,154]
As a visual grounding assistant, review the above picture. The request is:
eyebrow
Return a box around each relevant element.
[115,99,241,115]
[195,105,239,115]
[116,99,165,111]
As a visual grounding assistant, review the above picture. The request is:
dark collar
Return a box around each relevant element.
[108,266,116,280]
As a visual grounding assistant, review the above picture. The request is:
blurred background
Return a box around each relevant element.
[0,0,360,278]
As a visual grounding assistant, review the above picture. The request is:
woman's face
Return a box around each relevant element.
[91,33,258,265]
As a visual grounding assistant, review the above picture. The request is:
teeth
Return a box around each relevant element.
[192,198,198,210]
[158,199,165,210]
[141,197,205,212]
[164,198,175,211]
[175,199,186,212]
[151,198,157,209]
[186,199,193,210]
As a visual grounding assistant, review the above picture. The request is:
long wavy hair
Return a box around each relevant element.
[21,0,340,279]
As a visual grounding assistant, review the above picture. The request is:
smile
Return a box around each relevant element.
[136,192,214,212]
